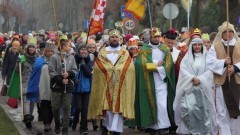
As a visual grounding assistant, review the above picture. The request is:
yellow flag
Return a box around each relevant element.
[125,0,145,20]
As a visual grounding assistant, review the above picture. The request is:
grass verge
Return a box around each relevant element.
[0,106,20,135]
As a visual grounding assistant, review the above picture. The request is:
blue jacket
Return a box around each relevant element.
[74,54,93,93]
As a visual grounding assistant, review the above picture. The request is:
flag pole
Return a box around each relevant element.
[86,18,93,45]
[19,59,24,120]
[187,0,190,29]
[86,0,98,45]
[147,0,152,28]
[226,0,230,82]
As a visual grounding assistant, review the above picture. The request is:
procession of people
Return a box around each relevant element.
[1,21,240,135]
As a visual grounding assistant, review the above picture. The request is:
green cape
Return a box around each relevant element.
[126,44,175,127]
[7,55,25,98]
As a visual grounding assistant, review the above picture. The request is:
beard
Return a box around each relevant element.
[109,42,119,48]
[150,41,160,45]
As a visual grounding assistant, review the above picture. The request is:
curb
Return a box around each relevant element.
[0,98,27,135]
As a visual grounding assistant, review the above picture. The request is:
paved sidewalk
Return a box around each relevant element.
[0,96,148,135]
[0,77,148,135]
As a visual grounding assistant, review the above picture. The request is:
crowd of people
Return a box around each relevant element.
[1,21,240,135]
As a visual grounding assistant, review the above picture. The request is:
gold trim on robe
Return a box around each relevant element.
[88,46,136,120]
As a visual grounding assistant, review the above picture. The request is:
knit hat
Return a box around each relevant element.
[0,37,4,45]
[12,34,20,41]
[26,37,37,48]
[39,42,46,49]
[38,29,45,35]
[45,42,56,50]
[125,34,133,42]
[12,41,20,48]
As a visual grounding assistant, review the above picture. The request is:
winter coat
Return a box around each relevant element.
[48,51,77,93]
[20,54,37,93]
[2,51,19,84]
[74,54,94,93]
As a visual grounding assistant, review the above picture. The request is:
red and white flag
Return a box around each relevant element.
[89,0,107,36]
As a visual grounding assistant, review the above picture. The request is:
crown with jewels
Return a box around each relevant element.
[109,29,121,38]
[150,27,161,38]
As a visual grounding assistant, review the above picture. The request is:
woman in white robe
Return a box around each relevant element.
[173,38,218,135]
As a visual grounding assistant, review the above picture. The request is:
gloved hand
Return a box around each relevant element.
[17,55,26,63]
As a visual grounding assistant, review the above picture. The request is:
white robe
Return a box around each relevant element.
[206,39,240,135]
[173,39,217,135]
[174,52,218,135]
[171,46,180,64]
[102,45,124,133]
[147,44,171,129]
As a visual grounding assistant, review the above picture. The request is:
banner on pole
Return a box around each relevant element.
[89,0,107,36]
[181,0,192,13]
[125,0,145,20]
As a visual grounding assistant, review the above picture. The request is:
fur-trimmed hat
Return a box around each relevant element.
[165,28,178,40]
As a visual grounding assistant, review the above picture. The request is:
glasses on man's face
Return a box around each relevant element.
[223,30,234,34]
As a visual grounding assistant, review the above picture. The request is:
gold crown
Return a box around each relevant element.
[201,33,210,40]
[127,38,138,48]
[193,28,201,35]
[109,29,121,38]
[150,27,161,38]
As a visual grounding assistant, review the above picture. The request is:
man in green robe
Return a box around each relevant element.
[133,27,175,135]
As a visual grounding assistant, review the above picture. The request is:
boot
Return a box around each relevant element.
[71,122,77,131]
[44,124,51,132]
[62,128,69,135]
[54,122,60,134]
[112,132,120,135]
[92,120,98,131]
[101,126,110,135]
[23,114,34,130]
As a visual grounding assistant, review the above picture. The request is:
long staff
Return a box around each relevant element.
[51,0,67,92]
[19,59,24,120]
[226,0,230,82]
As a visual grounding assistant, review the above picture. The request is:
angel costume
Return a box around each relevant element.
[174,38,218,135]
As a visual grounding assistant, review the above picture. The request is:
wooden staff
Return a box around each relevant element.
[51,0,62,59]
[19,58,24,120]
[226,0,230,82]
[51,0,66,92]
